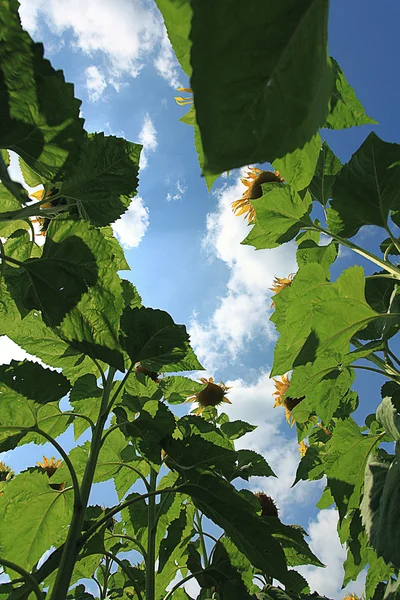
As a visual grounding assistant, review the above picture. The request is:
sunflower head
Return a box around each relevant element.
[0,461,14,483]
[186,377,232,416]
[272,375,304,427]
[343,594,361,600]
[255,492,279,517]
[174,87,193,106]
[299,441,308,457]
[232,168,284,224]
[270,274,294,308]
[135,363,160,383]
[37,456,63,478]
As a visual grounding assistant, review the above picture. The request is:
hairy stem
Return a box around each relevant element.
[146,468,158,600]
[49,367,116,600]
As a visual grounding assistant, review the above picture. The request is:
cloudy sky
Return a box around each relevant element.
[2,0,400,596]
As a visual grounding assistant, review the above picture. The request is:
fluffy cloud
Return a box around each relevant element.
[297,509,366,599]
[166,180,187,202]
[138,114,158,170]
[19,0,181,89]
[112,196,149,249]
[189,177,297,371]
[85,65,107,102]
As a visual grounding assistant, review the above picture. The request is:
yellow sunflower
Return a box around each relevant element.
[186,377,231,416]
[299,441,308,457]
[231,167,284,224]
[0,461,14,483]
[272,375,304,427]
[343,594,361,600]
[270,274,294,309]
[37,456,63,477]
[174,87,193,106]
[255,492,279,517]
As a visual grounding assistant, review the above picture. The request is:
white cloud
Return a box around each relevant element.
[154,30,181,88]
[189,177,297,371]
[297,509,366,599]
[19,0,163,81]
[112,196,149,249]
[85,65,107,102]
[166,180,187,202]
[138,114,158,170]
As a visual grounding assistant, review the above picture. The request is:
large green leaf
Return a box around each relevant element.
[189,0,332,174]
[0,0,85,181]
[376,397,400,442]
[0,360,70,449]
[178,468,288,581]
[121,306,202,372]
[242,185,313,251]
[160,375,205,405]
[155,0,192,77]
[22,216,125,370]
[328,133,400,238]
[309,141,342,206]
[0,471,73,571]
[325,58,377,130]
[61,134,141,226]
[5,310,102,383]
[271,265,378,376]
[361,444,400,568]
[296,240,338,278]
[324,418,381,521]
[273,134,322,192]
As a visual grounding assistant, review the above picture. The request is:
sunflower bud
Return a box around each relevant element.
[255,492,279,517]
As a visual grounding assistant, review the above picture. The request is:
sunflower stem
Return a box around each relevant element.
[146,468,158,600]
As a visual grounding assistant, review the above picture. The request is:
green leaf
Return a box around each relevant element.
[296,240,338,278]
[242,185,313,250]
[380,237,400,256]
[235,449,276,479]
[164,432,237,477]
[69,374,102,439]
[155,0,192,77]
[121,306,202,372]
[61,134,141,227]
[328,133,400,238]
[294,446,326,485]
[0,0,85,180]
[180,105,221,191]
[158,506,188,573]
[5,310,102,383]
[121,279,142,309]
[273,134,322,191]
[376,397,400,441]
[4,229,37,263]
[268,520,323,568]
[190,0,332,174]
[23,216,125,370]
[316,487,334,509]
[272,265,378,376]
[0,471,73,571]
[160,375,205,404]
[309,141,342,206]
[361,446,400,568]
[0,360,70,449]
[325,58,377,129]
[325,418,381,521]
[357,273,400,342]
[178,468,288,581]
[220,420,256,441]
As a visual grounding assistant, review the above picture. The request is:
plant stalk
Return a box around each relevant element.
[146,468,158,600]
[49,366,116,600]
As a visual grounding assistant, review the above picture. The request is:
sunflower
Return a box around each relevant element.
[343,594,361,600]
[29,187,68,235]
[0,461,14,483]
[174,87,193,106]
[186,377,231,416]
[272,375,303,427]
[270,274,294,309]
[299,441,308,457]
[37,456,63,477]
[231,167,284,224]
[255,492,279,517]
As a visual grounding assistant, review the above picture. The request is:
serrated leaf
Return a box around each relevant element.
[242,185,313,250]
[325,58,377,129]
[160,375,205,405]
[0,0,85,180]
[190,0,332,174]
[316,487,334,509]
[328,133,400,238]
[155,0,192,77]
[296,240,338,277]
[0,471,73,571]
[309,141,342,206]
[376,397,400,441]
[121,306,202,373]
[220,420,256,440]
[61,134,141,227]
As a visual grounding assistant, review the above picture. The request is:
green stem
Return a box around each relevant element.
[163,571,206,600]
[352,338,400,380]
[0,201,70,223]
[105,533,147,559]
[388,349,400,369]
[103,552,143,600]
[385,225,400,255]
[0,252,24,268]
[195,509,209,569]
[146,468,158,600]
[315,225,400,279]
[0,557,45,600]
[49,367,116,600]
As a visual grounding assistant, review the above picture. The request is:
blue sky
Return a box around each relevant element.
[1,0,400,596]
